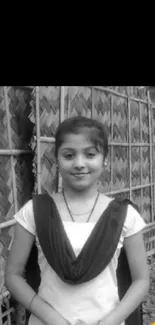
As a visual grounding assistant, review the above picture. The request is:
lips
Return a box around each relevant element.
[72,172,90,176]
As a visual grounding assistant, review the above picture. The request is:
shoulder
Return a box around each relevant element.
[50,192,65,210]
[99,193,114,206]
[51,192,63,203]
[14,199,36,235]
[123,203,146,238]
[15,199,33,217]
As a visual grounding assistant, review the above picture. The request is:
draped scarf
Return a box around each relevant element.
[32,194,142,325]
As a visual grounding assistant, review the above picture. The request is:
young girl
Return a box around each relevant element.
[5,117,149,325]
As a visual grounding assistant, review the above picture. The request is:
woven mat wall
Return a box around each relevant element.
[0,86,33,295]
[30,86,155,224]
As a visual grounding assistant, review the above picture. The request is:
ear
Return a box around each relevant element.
[103,156,108,167]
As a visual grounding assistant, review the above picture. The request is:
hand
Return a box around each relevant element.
[98,314,119,325]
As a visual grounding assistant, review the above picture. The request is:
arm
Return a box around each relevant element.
[5,223,69,325]
[99,231,149,325]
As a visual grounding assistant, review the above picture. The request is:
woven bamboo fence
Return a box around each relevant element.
[0,86,33,324]
[1,86,155,324]
[29,86,155,223]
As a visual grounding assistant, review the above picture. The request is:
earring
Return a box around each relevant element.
[104,162,107,166]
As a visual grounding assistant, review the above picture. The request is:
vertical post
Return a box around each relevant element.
[91,87,95,119]
[0,301,2,325]
[4,87,18,213]
[148,91,154,222]
[58,86,65,192]
[36,86,41,194]
[60,86,65,122]
[139,102,143,216]
[110,95,113,192]
[128,95,132,200]
[67,86,71,118]
[6,298,11,325]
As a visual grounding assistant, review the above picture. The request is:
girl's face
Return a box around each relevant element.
[57,133,105,191]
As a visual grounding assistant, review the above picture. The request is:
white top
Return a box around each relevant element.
[14,198,146,325]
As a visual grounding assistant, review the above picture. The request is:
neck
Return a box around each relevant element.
[62,184,99,202]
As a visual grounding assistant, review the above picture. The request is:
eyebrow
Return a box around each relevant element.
[60,146,96,152]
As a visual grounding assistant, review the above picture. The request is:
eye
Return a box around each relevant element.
[86,152,96,158]
[64,153,73,159]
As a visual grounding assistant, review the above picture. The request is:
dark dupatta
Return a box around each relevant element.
[32,194,143,325]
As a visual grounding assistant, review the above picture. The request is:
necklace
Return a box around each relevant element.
[62,189,100,222]
[69,208,93,216]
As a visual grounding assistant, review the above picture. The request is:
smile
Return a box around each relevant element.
[72,173,90,176]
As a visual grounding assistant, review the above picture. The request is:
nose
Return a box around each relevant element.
[73,154,85,169]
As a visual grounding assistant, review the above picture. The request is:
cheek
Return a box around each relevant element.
[58,158,72,171]
[90,157,103,171]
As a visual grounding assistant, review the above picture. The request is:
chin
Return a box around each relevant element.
[73,187,88,192]
[70,182,93,192]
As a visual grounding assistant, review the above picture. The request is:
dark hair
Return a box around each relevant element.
[55,116,108,158]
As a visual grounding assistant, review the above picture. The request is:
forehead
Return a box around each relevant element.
[59,133,95,150]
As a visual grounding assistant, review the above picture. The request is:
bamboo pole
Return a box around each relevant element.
[90,86,148,104]
[31,137,154,147]
[0,306,14,324]
[67,86,71,118]
[60,86,65,122]
[104,183,155,196]
[33,136,55,143]
[6,298,12,325]
[139,102,143,216]
[91,86,128,99]
[143,221,155,230]
[0,291,10,301]
[91,87,95,119]
[32,136,155,148]
[0,219,16,229]
[110,95,113,192]
[108,142,153,147]
[36,86,41,194]
[125,96,147,104]
[128,95,132,200]
[4,87,18,213]
[143,228,155,239]
[0,149,32,156]
[58,86,65,192]
[148,92,154,222]
[0,294,14,325]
